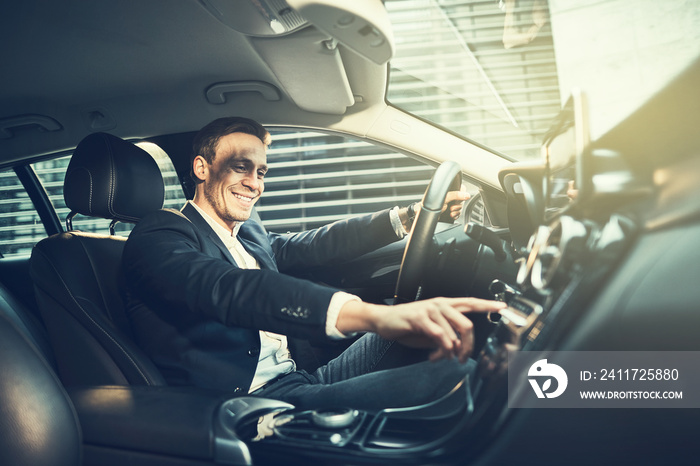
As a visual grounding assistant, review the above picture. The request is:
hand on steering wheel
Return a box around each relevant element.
[394,161,463,304]
[441,189,471,222]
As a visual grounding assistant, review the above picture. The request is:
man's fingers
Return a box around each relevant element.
[423,306,459,354]
[441,191,470,216]
[434,303,463,349]
[440,305,475,362]
[425,298,505,362]
[410,303,464,359]
[445,191,470,204]
[423,302,477,362]
[386,297,506,362]
[442,297,508,313]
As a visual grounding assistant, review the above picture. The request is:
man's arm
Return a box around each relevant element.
[124,209,335,341]
[267,208,399,272]
[270,191,470,271]
[336,297,506,362]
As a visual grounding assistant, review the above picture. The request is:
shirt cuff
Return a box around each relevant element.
[389,206,409,239]
[326,291,361,340]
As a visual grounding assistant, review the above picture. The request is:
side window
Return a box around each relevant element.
[257,131,434,233]
[0,169,47,258]
[137,142,188,210]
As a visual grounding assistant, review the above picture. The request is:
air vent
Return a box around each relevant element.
[469,197,485,225]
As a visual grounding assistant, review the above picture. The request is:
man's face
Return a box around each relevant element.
[194,132,267,230]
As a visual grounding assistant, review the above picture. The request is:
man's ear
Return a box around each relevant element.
[192,155,208,182]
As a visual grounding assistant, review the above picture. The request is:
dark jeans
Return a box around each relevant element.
[254,333,475,411]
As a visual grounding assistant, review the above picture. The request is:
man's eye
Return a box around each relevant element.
[233,165,246,172]
[258,170,267,178]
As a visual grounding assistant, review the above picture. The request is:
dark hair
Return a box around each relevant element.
[190,116,271,183]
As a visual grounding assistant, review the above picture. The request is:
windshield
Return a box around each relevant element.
[386,0,700,161]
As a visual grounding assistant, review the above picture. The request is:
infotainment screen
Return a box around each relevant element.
[542,89,590,219]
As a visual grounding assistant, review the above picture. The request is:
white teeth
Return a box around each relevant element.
[232,193,253,202]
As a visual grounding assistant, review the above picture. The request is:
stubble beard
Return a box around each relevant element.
[203,182,250,224]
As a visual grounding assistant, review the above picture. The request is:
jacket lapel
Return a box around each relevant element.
[237,231,277,271]
[181,203,277,270]
[181,203,237,266]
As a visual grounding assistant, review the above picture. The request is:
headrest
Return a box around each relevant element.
[64,133,165,223]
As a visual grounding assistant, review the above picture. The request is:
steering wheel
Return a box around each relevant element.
[394,161,462,303]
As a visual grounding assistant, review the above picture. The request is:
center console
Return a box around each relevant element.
[232,377,474,465]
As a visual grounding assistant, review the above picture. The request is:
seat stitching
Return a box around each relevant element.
[103,133,117,219]
[88,170,93,215]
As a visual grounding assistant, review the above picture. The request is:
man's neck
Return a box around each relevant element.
[188,200,239,236]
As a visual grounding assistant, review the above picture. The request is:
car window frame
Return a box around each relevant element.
[13,163,62,236]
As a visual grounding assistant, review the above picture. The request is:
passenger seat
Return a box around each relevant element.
[30,132,167,387]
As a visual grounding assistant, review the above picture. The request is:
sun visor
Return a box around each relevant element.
[286,0,394,65]
[251,28,354,115]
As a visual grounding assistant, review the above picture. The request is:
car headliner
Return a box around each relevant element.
[0,0,507,189]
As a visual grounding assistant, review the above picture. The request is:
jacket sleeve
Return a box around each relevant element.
[268,208,400,273]
[122,209,337,341]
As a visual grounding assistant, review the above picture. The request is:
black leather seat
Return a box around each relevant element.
[0,280,82,466]
[30,132,167,386]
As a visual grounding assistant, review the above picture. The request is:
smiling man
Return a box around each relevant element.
[123,116,505,410]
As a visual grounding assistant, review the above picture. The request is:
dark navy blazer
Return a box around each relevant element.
[122,203,399,392]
